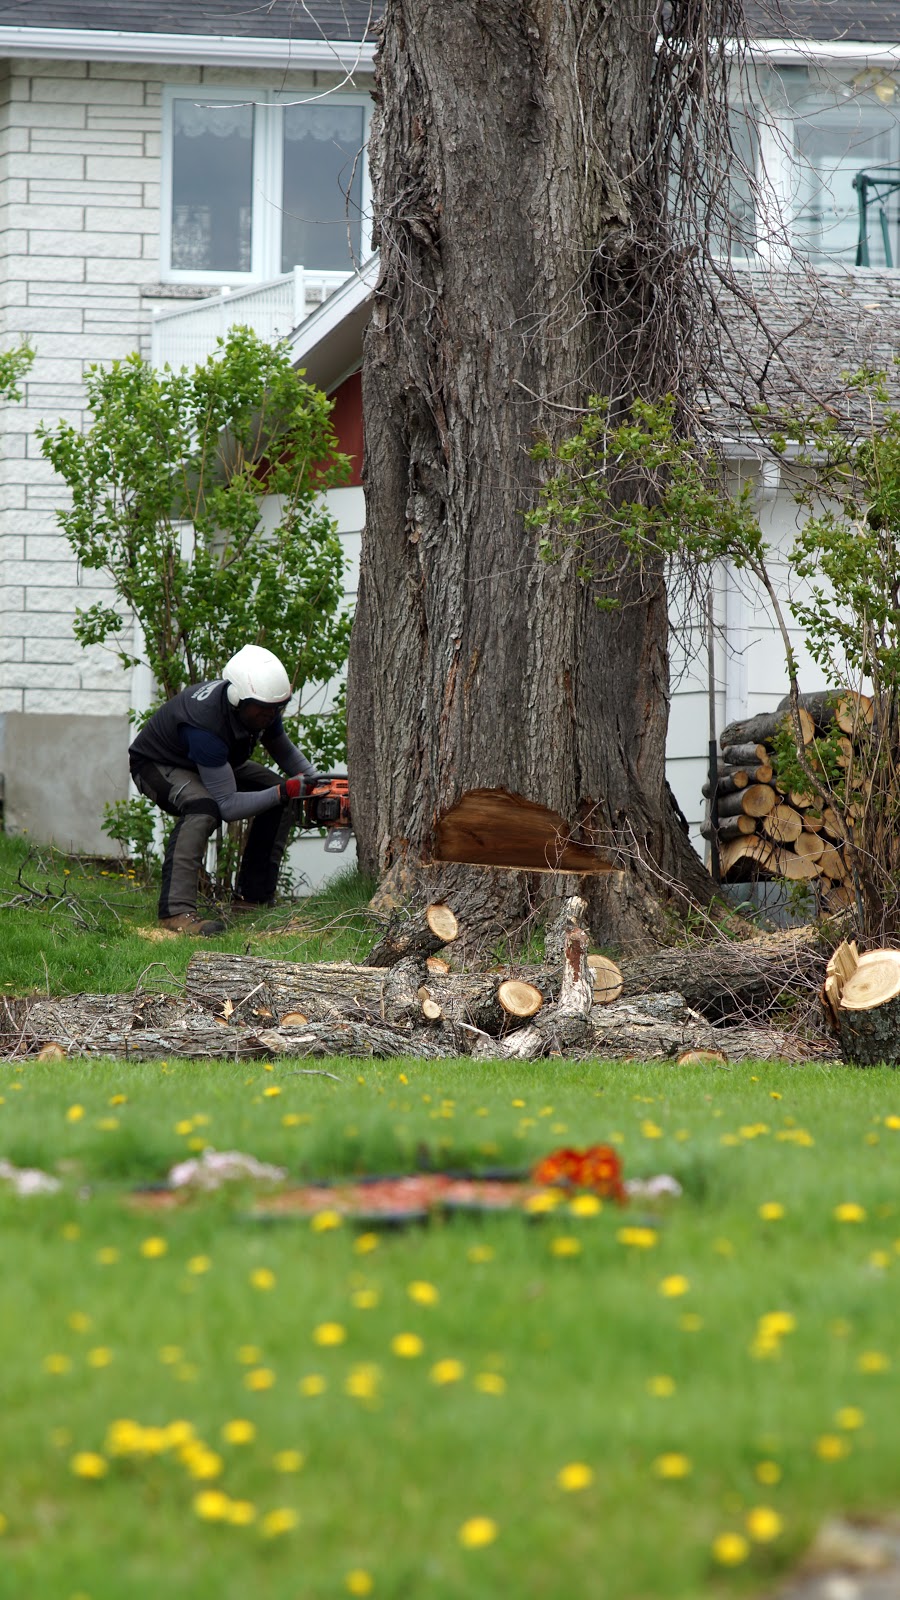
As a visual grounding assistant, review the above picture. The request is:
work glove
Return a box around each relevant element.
[279,776,307,801]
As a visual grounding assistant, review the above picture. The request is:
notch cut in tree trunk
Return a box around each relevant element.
[432,789,616,874]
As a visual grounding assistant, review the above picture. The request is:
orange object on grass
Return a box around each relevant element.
[531,1145,626,1201]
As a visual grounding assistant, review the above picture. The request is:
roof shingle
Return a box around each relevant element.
[0,0,378,41]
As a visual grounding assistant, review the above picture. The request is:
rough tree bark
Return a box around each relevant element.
[348,0,721,952]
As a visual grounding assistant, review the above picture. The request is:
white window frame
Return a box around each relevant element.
[160,85,373,284]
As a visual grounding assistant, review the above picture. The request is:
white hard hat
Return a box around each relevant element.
[224,644,291,707]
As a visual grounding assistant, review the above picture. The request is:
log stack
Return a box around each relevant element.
[703,692,872,908]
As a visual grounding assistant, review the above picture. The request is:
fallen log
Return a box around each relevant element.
[622,928,828,1022]
[474,925,595,1060]
[185,953,387,1024]
[364,902,459,968]
[775,688,873,734]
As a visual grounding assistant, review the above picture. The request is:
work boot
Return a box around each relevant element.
[159,912,226,937]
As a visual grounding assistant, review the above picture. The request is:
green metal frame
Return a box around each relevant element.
[854,167,900,267]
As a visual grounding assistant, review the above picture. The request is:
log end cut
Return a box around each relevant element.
[587,953,623,1004]
[840,951,900,1012]
[497,979,544,1019]
[432,788,616,873]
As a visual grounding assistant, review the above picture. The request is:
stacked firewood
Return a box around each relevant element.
[702,690,873,911]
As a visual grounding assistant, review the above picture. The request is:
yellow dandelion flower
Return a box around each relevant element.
[66,1104,84,1123]
[299,1373,327,1396]
[755,1460,782,1485]
[458,1516,498,1549]
[550,1236,582,1258]
[162,1421,195,1449]
[310,1210,343,1233]
[353,1232,379,1255]
[758,1202,785,1221]
[345,1571,374,1597]
[175,1119,193,1135]
[833,1202,867,1223]
[244,1367,276,1391]
[61,1223,81,1241]
[222,1419,256,1445]
[857,1350,890,1374]
[646,1374,676,1397]
[70,1452,108,1480]
[43,1353,72,1375]
[407,1280,439,1306]
[474,1372,506,1395]
[884,1114,900,1130]
[556,1462,593,1492]
[568,1194,602,1217]
[815,1433,850,1461]
[87,1347,113,1368]
[226,1500,257,1526]
[390,1332,423,1359]
[95,1247,119,1266]
[158,1345,183,1365]
[140,1236,168,1259]
[652,1453,691,1479]
[186,1450,224,1481]
[193,1490,230,1521]
[640,1120,663,1139]
[746,1506,783,1543]
[96,1117,119,1132]
[262,1086,281,1098]
[313,1321,346,1347]
[237,1345,262,1365]
[282,1113,301,1127]
[273,1450,304,1473]
[524,1189,563,1215]
[712,1532,750,1566]
[109,1094,127,1106]
[250,1267,276,1290]
[345,1364,381,1400]
[352,1288,379,1310]
[616,1226,657,1249]
[186,1255,211,1275]
[835,1406,865,1431]
[430,1358,465,1385]
[467,1244,495,1264]
[260,1508,299,1538]
[758,1311,796,1337]
[869,1249,891,1270]
[659,1275,690,1297]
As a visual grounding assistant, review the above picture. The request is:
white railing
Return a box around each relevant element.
[150,267,353,370]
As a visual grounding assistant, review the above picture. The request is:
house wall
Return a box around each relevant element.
[666,460,829,853]
[0,54,351,854]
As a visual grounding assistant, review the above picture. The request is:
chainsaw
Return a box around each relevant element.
[299,776,352,853]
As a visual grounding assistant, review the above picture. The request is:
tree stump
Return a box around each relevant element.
[838,949,900,1065]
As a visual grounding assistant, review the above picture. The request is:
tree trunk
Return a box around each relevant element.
[348,0,717,954]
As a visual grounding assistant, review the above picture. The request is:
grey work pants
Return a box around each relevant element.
[131,760,292,916]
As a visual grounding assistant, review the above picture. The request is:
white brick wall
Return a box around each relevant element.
[0,55,334,723]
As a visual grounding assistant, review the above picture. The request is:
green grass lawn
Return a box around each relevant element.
[2,1054,900,1600]
[2,832,899,1597]
[0,831,377,996]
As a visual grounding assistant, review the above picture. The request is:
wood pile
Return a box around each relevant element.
[703,691,872,909]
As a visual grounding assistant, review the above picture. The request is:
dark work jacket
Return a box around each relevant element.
[129,681,268,773]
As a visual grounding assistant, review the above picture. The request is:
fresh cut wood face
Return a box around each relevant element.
[432,789,617,874]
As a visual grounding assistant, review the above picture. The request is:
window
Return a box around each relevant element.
[740,65,900,268]
[162,89,371,282]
